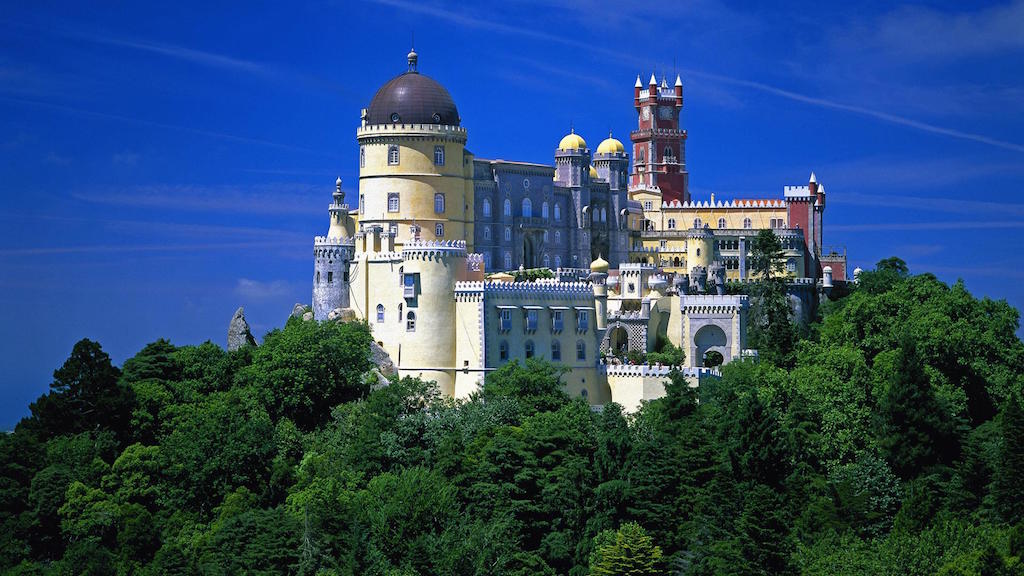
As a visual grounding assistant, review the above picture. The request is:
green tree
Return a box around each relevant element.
[994,394,1024,524]
[589,522,665,576]
[749,229,785,280]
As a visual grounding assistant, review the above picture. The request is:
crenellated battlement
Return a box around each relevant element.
[401,239,468,260]
[602,364,720,378]
[453,280,595,298]
[314,236,356,247]
[662,198,787,209]
[357,123,467,143]
[680,294,748,314]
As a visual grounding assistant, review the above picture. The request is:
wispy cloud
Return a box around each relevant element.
[73,182,333,215]
[73,32,268,74]
[235,278,295,301]
[832,192,1024,218]
[0,240,303,257]
[830,220,1024,233]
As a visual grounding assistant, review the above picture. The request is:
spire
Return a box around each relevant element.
[809,171,817,183]
[649,73,657,86]
[407,45,418,73]
[635,74,643,88]
[675,74,682,87]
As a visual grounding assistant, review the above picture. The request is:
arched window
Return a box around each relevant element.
[360,146,365,168]
[504,252,512,269]
[433,145,445,166]
[482,199,492,217]
[543,254,550,267]
[359,194,365,214]
[554,203,561,221]
[542,201,550,218]
[554,255,561,268]
[718,217,726,229]
[316,271,320,283]
[503,227,511,242]
[387,145,399,165]
[638,148,645,162]
[398,266,404,286]
[543,230,549,243]
[693,218,702,229]
[673,257,681,267]
[667,218,676,229]
[483,226,491,240]
[743,217,752,229]
[406,311,416,332]
[503,198,512,217]
[554,231,561,244]
[434,193,445,214]
[601,208,607,222]
[435,223,444,237]
[387,193,399,212]
[499,340,509,361]
[376,304,385,323]
[522,198,532,218]
[398,302,402,321]
[664,146,672,160]
[525,340,535,359]
[696,248,701,256]
[581,388,589,399]
[551,341,561,361]
[576,340,586,361]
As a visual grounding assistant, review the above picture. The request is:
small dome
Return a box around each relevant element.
[596,135,625,154]
[559,130,587,151]
[365,53,459,126]
[589,165,599,179]
[590,255,609,274]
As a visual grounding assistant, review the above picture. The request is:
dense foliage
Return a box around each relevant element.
[2,258,1024,574]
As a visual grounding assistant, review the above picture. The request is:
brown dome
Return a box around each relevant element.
[366,63,460,126]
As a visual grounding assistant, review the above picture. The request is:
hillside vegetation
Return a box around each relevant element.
[2,258,1024,575]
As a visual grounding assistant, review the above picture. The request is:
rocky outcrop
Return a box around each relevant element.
[290,303,307,320]
[302,311,314,322]
[327,307,357,323]
[227,307,257,351]
[370,340,397,376]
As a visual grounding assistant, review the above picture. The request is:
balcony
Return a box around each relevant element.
[515,216,550,229]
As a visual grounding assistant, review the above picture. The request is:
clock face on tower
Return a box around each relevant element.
[658,107,673,120]
[641,107,650,120]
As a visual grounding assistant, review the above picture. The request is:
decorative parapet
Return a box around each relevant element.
[784,185,812,198]
[662,198,787,209]
[356,123,467,142]
[453,280,594,299]
[401,239,468,260]
[727,277,815,286]
[314,236,356,247]
[364,251,404,263]
[608,309,649,321]
[602,364,720,378]
[466,253,484,272]
[680,294,748,314]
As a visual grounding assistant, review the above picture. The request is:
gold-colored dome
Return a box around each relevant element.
[558,130,587,151]
[589,165,599,179]
[596,135,625,154]
[590,254,609,274]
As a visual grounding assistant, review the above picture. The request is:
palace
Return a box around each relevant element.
[310,50,848,412]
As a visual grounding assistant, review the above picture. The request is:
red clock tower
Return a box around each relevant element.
[629,73,689,204]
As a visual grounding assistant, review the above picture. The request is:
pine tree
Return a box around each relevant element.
[589,522,665,576]
[994,394,1024,524]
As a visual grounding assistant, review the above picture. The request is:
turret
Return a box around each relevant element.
[634,75,642,109]
[674,74,683,107]
[313,178,356,320]
[590,255,609,330]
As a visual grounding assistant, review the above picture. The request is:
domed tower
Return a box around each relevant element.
[313,178,356,320]
[590,255,610,330]
[356,49,473,249]
[686,225,714,271]
[555,129,592,268]
[594,132,630,266]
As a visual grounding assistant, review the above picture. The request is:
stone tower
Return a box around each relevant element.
[312,178,356,320]
[629,73,689,203]
[554,129,592,268]
[593,132,631,265]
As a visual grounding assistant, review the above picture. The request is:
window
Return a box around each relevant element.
[601,208,607,222]
[554,231,561,244]
[554,203,561,221]
[525,340,535,359]
[387,193,400,212]
[376,304,385,323]
[576,340,586,361]
[499,308,511,331]
[434,193,445,214]
[694,218,702,229]
[543,230,549,243]
[388,145,399,165]
[503,199,512,217]
[403,272,416,297]
[389,223,398,235]
[660,240,667,249]
[398,302,402,321]
[435,223,444,237]
[787,259,797,273]
[499,340,509,361]
[526,310,538,331]
[664,146,672,160]
[482,199,492,217]
[360,146,365,168]
[542,201,549,218]
[522,198,532,217]
[551,341,561,361]
[638,148,645,163]
[504,252,512,269]
[552,310,563,332]
[576,310,589,332]
[543,254,550,267]
[571,169,578,186]
[504,227,512,242]
[554,255,561,268]
[743,217,752,229]
[718,217,726,229]
[406,311,416,332]
[316,271,320,283]
[581,388,588,399]
[360,194,365,214]
[327,271,333,282]
[483,226,491,240]
[434,145,445,166]
[668,218,676,229]
[643,200,653,211]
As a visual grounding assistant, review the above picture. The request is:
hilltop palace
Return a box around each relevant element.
[310,50,849,411]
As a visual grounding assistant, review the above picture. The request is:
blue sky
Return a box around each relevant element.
[2,1,1024,427]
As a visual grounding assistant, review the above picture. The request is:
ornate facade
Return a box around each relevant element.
[309,50,847,411]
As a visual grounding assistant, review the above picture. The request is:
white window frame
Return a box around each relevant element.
[388,145,400,165]
[387,193,399,213]
[434,145,445,166]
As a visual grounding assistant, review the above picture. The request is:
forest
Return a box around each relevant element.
[1,257,1023,575]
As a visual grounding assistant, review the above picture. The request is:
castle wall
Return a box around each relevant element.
[605,365,717,413]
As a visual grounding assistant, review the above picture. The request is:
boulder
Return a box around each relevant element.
[302,311,314,322]
[370,340,397,376]
[289,303,307,320]
[227,307,257,351]
[327,307,357,323]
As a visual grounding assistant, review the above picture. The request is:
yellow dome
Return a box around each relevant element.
[590,255,609,274]
[596,135,625,154]
[589,165,599,179]
[558,130,587,151]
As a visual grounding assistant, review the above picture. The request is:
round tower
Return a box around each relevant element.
[590,255,609,330]
[395,239,467,396]
[356,49,473,249]
[313,178,356,320]
[686,226,714,270]
[593,132,629,191]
